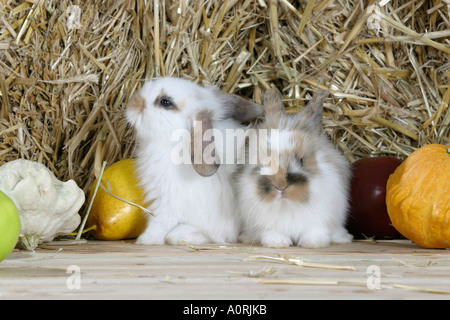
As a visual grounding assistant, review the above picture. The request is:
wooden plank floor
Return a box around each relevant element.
[1,239,450,300]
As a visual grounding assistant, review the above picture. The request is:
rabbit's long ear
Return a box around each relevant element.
[191,110,220,177]
[221,93,264,122]
[263,88,284,124]
[298,90,329,127]
[264,88,285,128]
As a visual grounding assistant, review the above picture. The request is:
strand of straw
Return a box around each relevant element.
[75,161,107,240]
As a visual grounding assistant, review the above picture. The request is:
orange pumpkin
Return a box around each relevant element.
[386,144,450,248]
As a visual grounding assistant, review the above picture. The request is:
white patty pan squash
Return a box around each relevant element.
[0,159,85,250]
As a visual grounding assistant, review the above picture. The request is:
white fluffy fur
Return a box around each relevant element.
[127,77,242,245]
[235,121,353,249]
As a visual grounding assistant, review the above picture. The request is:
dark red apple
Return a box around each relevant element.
[347,156,403,239]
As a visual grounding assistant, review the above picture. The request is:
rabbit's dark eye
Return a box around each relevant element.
[295,155,304,167]
[159,98,173,108]
[257,175,274,194]
[155,95,176,109]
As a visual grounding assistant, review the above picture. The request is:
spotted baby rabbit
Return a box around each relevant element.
[234,88,353,248]
[126,77,263,245]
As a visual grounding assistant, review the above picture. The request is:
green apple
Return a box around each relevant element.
[0,191,21,262]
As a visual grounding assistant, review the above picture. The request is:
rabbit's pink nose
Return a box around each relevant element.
[275,188,289,200]
[273,184,288,199]
[275,185,287,192]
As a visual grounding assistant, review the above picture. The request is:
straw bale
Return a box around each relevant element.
[0,0,449,197]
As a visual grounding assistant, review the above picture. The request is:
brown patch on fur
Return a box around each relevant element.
[286,130,319,175]
[128,96,146,113]
[257,168,309,203]
[282,182,309,202]
[303,151,319,175]
[270,166,288,191]
[294,140,319,176]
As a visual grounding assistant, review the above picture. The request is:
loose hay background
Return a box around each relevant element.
[0,0,449,198]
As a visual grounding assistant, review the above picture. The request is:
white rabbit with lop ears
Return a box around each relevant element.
[126,77,264,245]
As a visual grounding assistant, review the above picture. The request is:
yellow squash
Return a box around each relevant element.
[87,159,149,240]
[386,144,450,248]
